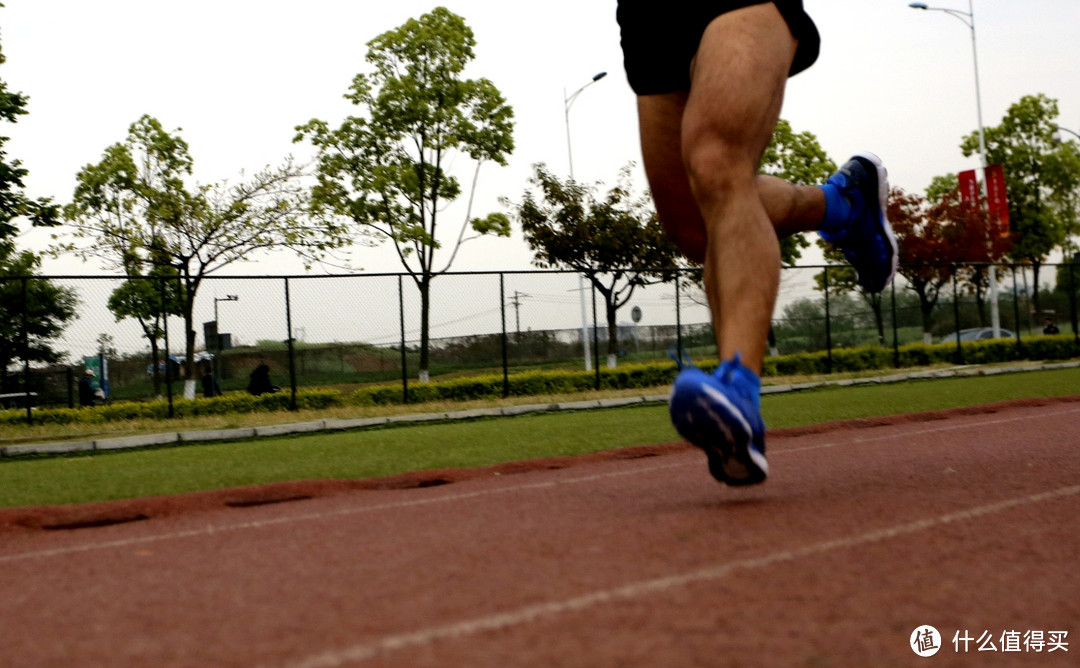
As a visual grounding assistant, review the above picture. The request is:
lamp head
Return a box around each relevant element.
[909,2,929,8]
[593,72,607,81]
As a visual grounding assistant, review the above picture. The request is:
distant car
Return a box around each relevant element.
[938,327,1015,344]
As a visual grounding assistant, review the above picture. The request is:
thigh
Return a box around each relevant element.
[682,3,797,175]
[637,92,708,262]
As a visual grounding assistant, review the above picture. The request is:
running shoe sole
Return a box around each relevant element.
[670,369,768,486]
[852,151,899,293]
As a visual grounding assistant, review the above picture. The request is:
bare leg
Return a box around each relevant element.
[637,4,811,372]
[639,129,824,265]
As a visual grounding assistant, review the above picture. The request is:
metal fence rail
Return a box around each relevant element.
[1,262,1077,423]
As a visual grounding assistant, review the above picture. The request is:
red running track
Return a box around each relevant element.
[1,399,1078,667]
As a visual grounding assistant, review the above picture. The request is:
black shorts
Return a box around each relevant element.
[617,0,821,95]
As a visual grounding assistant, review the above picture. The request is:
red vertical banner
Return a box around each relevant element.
[958,169,979,210]
[984,164,1010,237]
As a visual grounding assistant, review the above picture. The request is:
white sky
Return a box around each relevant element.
[5,0,1080,278]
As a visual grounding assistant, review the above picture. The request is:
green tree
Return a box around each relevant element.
[511,164,682,367]
[62,115,347,391]
[296,7,514,383]
[960,94,1080,314]
[0,248,78,391]
[107,251,183,396]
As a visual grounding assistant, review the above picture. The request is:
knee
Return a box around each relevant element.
[681,126,758,216]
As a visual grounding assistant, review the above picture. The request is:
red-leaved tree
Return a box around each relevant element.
[891,187,985,342]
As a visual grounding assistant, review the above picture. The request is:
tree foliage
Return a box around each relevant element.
[296,7,514,382]
[959,93,1080,313]
[62,115,346,380]
[0,248,78,385]
[512,163,682,363]
[889,187,1001,341]
[107,251,184,395]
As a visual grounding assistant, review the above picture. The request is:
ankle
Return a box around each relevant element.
[818,183,851,231]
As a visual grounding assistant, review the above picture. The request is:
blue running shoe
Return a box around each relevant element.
[818,152,898,294]
[669,354,768,486]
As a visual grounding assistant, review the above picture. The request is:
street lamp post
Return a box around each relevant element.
[564,71,607,371]
[1053,125,1080,143]
[910,0,1001,337]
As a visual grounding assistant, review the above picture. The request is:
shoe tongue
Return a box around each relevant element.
[721,354,761,389]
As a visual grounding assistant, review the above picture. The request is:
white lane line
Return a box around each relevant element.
[279,484,1080,668]
[3,406,1077,564]
[776,406,1080,455]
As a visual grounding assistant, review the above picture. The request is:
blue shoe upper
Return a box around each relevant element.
[818,153,897,294]
[669,353,767,486]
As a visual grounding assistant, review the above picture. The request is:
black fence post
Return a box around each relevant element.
[891,278,900,368]
[1011,265,1022,354]
[162,276,174,418]
[1069,262,1079,352]
[591,279,600,390]
[823,266,832,374]
[499,273,509,398]
[952,268,963,364]
[66,366,74,409]
[398,274,408,404]
[675,269,683,355]
[284,278,297,411]
[21,277,31,424]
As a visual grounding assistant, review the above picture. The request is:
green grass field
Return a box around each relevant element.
[0,366,1077,509]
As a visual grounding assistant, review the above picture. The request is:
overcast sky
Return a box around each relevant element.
[5,0,1080,276]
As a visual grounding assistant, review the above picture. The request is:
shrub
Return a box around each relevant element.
[7,337,1077,423]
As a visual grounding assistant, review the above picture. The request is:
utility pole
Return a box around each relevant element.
[510,291,527,338]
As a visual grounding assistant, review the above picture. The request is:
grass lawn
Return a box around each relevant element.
[0,366,1077,508]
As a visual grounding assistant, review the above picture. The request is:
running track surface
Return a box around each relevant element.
[1,399,1078,667]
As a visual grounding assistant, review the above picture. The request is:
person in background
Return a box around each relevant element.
[78,369,96,407]
[1043,316,1060,336]
[247,363,279,396]
[202,364,222,398]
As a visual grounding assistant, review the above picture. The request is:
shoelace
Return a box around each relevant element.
[668,347,696,371]
[669,348,744,384]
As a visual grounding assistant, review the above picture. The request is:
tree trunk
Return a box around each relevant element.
[919,288,935,345]
[605,299,618,369]
[181,279,198,399]
[418,276,431,383]
[149,335,162,397]
[974,270,987,327]
[1031,261,1042,325]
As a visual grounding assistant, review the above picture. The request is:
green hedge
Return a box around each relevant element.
[3,336,1076,425]
[0,389,345,427]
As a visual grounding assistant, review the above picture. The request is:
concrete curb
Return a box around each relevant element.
[2,361,1076,458]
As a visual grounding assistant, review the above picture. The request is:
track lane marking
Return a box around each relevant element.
[2,406,1076,564]
[279,483,1080,667]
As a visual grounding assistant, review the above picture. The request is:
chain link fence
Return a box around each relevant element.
[2,262,1078,421]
